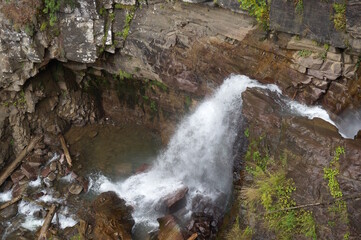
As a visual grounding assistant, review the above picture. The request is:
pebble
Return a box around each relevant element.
[47,172,57,182]
[50,162,57,171]
[69,183,83,195]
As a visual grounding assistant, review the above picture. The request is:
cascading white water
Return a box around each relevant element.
[91,74,346,229]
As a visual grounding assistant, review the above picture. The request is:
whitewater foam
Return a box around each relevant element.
[0,190,12,202]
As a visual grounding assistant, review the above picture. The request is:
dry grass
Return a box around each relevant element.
[1,0,42,26]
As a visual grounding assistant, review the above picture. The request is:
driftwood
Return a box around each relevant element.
[38,204,57,240]
[0,195,22,211]
[266,194,361,214]
[187,233,198,240]
[59,135,72,167]
[0,136,42,187]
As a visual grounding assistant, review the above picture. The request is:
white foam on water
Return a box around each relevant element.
[47,153,60,164]
[0,190,12,202]
[38,194,63,203]
[58,214,78,229]
[60,173,75,183]
[18,200,44,231]
[29,176,42,187]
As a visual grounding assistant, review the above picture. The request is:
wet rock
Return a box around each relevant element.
[20,163,38,181]
[157,215,184,240]
[47,172,57,182]
[92,191,134,240]
[41,166,51,178]
[27,156,45,168]
[50,162,57,171]
[135,163,150,174]
[0,180,13,192]
[11,170,25,183]
[43,178,53,188]
[69,183,83,195]
[163,186,188,213]
[88,130,98,138]
[0,203,18,220]
[76,177,89,192]
[12,182,28,197]
[33,209,47,219]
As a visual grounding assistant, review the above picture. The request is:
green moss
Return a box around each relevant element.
[226,217,253,240]
[150,100,157,113]
[323,146,349,235]
[356,56,361,70]
[333,3,346,31]
[244,128,250,138]
[40,22,48,31]
[294,0,303,15]
[43,0,60,26]
[238,0,270,30]
[184,95,192,110]
[122,9,135,40]
[297,50,312,58]
[118,69,133,80]
[149,80,168,92]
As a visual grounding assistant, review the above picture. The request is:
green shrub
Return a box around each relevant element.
[333,3,346,31]
[43,0,60,26]
[238,0,270,30]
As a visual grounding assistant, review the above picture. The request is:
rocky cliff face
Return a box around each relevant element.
[235,88,361,239]
[0,0,361,239]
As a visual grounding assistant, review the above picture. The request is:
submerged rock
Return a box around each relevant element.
[92,191,134,240]
[69,183,83,195]
[0,203,18,220]
[157,215,184,240]
[163,186,188,213]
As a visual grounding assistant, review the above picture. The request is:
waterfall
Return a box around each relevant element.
[91,74,346,229]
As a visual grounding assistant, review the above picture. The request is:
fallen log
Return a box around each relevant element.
[0,136,42,187]
[266,194,361,214]
[0,195,22,211]
[38,204,57,240]
[59,135,72,167]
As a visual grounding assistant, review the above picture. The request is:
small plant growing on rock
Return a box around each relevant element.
[333,3,346,31]
[294,0,303,15]
[297,49,312,58]
[43,0,60,26]
[226,217,253,240]
[238,0,270,30]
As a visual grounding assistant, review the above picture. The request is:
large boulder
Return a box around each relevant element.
[240,88,361,239]
[92,191,134,240]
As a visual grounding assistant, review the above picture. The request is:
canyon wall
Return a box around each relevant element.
[0,0,361,238]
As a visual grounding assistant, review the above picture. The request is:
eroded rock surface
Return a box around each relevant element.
[239,88,361,239]
[92,191,134,240]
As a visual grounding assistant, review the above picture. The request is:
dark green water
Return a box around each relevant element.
[65,124,162,182]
